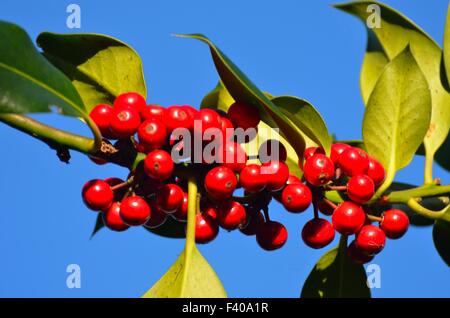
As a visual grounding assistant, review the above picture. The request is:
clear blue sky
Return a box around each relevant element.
[0,0,449,297]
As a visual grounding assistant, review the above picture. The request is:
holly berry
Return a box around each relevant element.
[82,179,114,211]
[204,166,237,200]
[113,92,147,114]
[195,213,219,244]
[239,164,265,193]
[135,176,163,196]
[240,208,264,236]
[380,209,409,239]
[110,107,141,138]
[163,106,193,132]
[193,109,222,135]
[138,119,168,150]
[227,102,260,130]
[261,160,289,191]
[338,147,369,177]
[317,200,334,216]
[355,225,386,255]
[140,104,164,122]
[218,201,247,230]
[347,174,375,204]
[105,177,126,201]
[144,200,167,228]
[119,196,151,226]
[301,218,335,249]
[202,201,218,220]
[172,192,188,221]
[256,221,288,251]
[220,117,234,140]
[286,174,302,185]
[347,240,374,264]
[281,183,312,213]
[217,142,248,172]
[89,104,115,139]
[303,146,325,163]
[330,143,351,164]
[156,183,184,213]
[258,139,287,163]
[144,150,174,181]
[332,201,366,235]
[367,157,386,187]
[303,154,334,186]
[102,202,130,232]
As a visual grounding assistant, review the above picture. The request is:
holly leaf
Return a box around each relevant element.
[337,1,450,174]
[37,32,147,112]
[90,213,105,238]
[143,245,226,298]
[176,34,308,162]
[301,245,370,298]
[201,82,303,178]
[362,46,431,191]
[433,220,450,267]
[0,21,85,117]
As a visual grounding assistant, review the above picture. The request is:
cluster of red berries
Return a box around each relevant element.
[298,143,410,264]
[82,92,410,260]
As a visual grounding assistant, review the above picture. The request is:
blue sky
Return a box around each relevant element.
[0,0,449,297]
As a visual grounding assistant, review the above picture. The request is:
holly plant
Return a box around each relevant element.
[0,1,449,298]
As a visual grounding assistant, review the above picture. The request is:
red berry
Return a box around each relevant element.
[195,213,219,244]
[144,201,168,228]
[172,192,188,221]
[138,119,168,150]
[332,201,366,235]
[135,177,163,196]
[338,147,369,177]
[286,174,302,185]
[261,160,289,191]
[317,200,335,216]
[141,104,165,122]
[202,201,218,220]
[144,150,174,181]
[303,147,325,164]
[258,139,287,163]
[356,225,386,255]
[193,109,222,135]
[240,208,264,236]
[156,184,184,213]
[239,164,266,193]
[301,218,335,249]
[347,175,375,204]
[82,179,113,211]
[367,157,386,187]
[217,142,248,172]
[218,201,247,230]
[256,221,288,251]
[120,196,151,226]
[110,107,141,138]
[281,183,312,213]
[330,143,351,164]
[220,117,234,140]
[181,105,199,120]
[380,209,409,239]
[227,102,260,130]
[105,177,126,201]
[89,104,115,139]
[114,92,147,114]
[303,154,335,186]
[163,106,193,132]
[347,240,374,264]
[204,166,237,200]
[102,202,130,232]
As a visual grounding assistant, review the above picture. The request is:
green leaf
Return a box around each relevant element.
[434,134,450,171]
[301,245,370,298]
[201,82,303,177]
[37,32,147,112]
[0,21,85,117]
[271,96,331,154]
[443,2,450,91]
[337,1,450,173]
[143,244,226,298]
[90,213,105,238]
[177,34,308,161]
[433,220,450,267]
[360,29,389,104]
[362,46,431,193]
